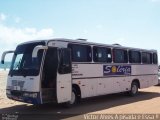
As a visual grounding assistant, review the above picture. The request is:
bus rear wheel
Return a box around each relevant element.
[129,81,139,96]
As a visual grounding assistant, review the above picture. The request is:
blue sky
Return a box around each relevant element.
[0,0,160,61]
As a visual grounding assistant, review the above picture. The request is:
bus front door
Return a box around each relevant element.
[57,48,72,103]
[41,47,58,103]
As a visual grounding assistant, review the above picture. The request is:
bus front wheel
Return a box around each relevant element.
[129,81,139,96]
[63,88,78,108]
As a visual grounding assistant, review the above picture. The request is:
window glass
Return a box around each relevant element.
[153,53,158,64]
[9,42,45,76]
[58,49,71,74]
[68,44,92,62]
[129,50,141,63]
[93,46,112,62]
[142,52,152,64]
[113,49,128,63]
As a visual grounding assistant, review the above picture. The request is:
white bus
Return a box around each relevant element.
[1,38,158,106]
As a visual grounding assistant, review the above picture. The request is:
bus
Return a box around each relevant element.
[1,38,158,106]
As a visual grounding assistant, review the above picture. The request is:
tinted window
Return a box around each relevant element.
[142,52,152,64]
[58,48,71,74]
[93,46,112,62]
[153,53,158,64]
[113,49,128,63]
[129,50,141,63]
[68,44,92,62]
[9,42,45,76]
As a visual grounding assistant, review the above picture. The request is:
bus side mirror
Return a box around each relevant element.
[58,48,71,74]
[1,51,14,64]
[32,45,48,58]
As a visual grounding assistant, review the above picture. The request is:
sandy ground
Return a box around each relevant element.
[0,71,160,120]
[0,71,21,107]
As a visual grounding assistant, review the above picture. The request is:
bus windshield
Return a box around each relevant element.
[9,42,45,76]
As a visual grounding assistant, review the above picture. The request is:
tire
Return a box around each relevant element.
[63,88,78,108]
[129,81,139,96]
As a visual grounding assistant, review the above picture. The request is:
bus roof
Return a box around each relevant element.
[18,38,157,52]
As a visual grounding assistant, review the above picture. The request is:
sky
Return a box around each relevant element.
[0,0,160,61]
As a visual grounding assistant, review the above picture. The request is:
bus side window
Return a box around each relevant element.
[129,50,141,63]
[113,49,128,63]
[153,53,158,64]
[142,52,152,64]
[68,44,92,62]
[93,46,112,63]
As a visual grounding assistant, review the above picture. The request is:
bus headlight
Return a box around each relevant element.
[23,93,30,97]
[23,93,37,98]
[30,93,38,98]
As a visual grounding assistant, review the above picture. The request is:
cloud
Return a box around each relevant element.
[0,13,21,23]
[0,13,7,21]
[0,25,54,47]
[0,24,54,61]
[0,13,54,61]
[14,17,21,23]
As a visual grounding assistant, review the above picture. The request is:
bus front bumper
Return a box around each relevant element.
[6,89,42,105]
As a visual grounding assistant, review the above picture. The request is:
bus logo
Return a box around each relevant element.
[103,65,131,76]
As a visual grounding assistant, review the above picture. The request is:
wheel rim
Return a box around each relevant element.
[132,84,137,94]
[70,91,76,104]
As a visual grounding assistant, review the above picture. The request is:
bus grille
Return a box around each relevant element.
[11,90,23,97]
